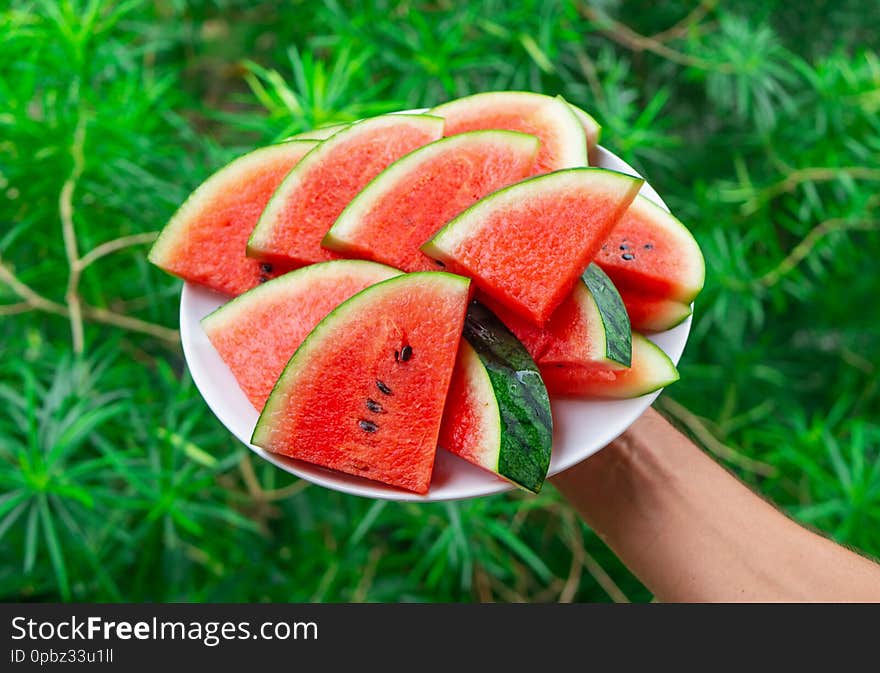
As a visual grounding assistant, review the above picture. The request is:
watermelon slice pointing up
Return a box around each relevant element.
[423,168,644,326]
[202,260,401,411]
[430,91,588,173]
[248,114,444,267]
[323,130,539,272]
[148,140,316,296]
[251,272,471,494]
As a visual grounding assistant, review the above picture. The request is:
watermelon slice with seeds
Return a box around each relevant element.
[422,168,644,326]
[439,301,552,493]
[596,195,705,304]
[430,91,588,172]
[251,272,471,494]
[148,140,317,296]
[202,260,401,411]
[247,114,444,267]
[323,130,539,272]
[540,334,679,399]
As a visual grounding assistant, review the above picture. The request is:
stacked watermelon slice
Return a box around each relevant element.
[149,91,704,495]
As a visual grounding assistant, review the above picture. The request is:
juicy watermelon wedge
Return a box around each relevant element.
[323,130,539,272]
[202,260,401,411]
[148,140,317,296]
[620,289,692,333]
[430,91,588,173]
[540,333,679,399]
[595,195,705,303]
[439,302,552,493]
[247,114,444,267]
[251,272,471,494]
[422,168,644,326]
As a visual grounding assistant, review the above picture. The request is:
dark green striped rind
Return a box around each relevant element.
[582,263,632,368]
[463,301,553,493]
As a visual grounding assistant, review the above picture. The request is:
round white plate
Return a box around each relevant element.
[180,145,690,502]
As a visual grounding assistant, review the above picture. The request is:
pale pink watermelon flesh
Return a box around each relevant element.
[540,334,678,398]
[201,260,401,411]
[323,130,539,272]
[251,272,471,494]
[430,92,588,173]
[148,141,316,296]
[247,114,444,267]
[422,168,644,326]
[620,289,692,333]
[595,195,705,303]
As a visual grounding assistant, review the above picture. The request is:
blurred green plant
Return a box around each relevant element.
[1,0,877,602]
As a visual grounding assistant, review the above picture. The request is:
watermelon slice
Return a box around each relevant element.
[251,272,471,494]
[540,334,679,399]
[620,289,692,333]
[201,260,401,411]
[148,140,317,296]
[595,195,705,303]
[439,302,552,493]
[422,168,644,326]
[430,91,588,173]
[323,130,539,272]
[247,114,444,267]
[286,122,349,141]
[568,103,602,163]
[538,264,631,368]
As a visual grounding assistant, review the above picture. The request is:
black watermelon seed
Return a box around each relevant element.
[622,253,635,261]
[400,345,412,362]
[643,243,653,250]
[434,259,445,267]
[619,244,630,250]
[260,262,273,273]
[358,419,379,433]
[258,274,269,283]
[376,380,392,395]
[366,398,384,414]
[394,350,399,361]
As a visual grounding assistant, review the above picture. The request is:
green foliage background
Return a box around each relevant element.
[1,0,878,602]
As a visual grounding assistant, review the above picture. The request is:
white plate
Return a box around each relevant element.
[180,145,690,502]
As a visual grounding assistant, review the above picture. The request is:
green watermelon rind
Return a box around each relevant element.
[422,167,644,264]
[200,259,402,334]
[430,90,588,170]
[458,301,552,494]
[284,122,350,141]
[246,113,446,260]
[251,271,471,449]
[567,101,602,146]
[581,263,632,368]
[147,139,319,272]
[322,129,541,253]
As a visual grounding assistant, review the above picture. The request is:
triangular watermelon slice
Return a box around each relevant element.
[540,334,679,399]
[247,114,444,267]
[439,302,552,493]
[430,91,588,173]
[323,130,539,272]
[620,289,692,333]
[595,195,705,303]
[251,272,471,494]
[201,260,401,411]
[422,168,644,326]
[148,140,317,296]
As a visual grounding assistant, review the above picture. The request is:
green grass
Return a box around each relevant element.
[1,0,878,602]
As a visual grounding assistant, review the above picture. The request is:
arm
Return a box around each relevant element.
[551,407,880,602]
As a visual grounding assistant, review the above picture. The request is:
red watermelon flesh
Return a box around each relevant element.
[247,114,444,268]
[540,334,679,399]
[201,260,401,411]
[478,294,549,361]
[422,168,644,326]
[620,289,692,333]
[595,195,705,303]
[148,140,316,296]
[323,130,539,272]
[251,272,471,494]
[430,91,588,173]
